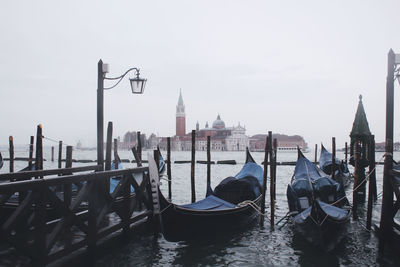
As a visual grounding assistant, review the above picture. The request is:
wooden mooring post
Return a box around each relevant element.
[331,137,336,180]
[352,140,360,220]
[345,142,348,164]
[137,131,142,162]
[273,138,277,201]
[104,122,113,195]
[191,130,196,203]
[9,136,14,173]
[260,133,269,227]
[29,136,34,171]
[314,144,318,164]
[379,49,396,251]
[207,135,211,195]
[366,135,376,230]
[268,132,275,228]
[167,137,172,200]
[58,140,62,170]
[51,146,54,162]
[105,122,113,172]
[35,124,43,173]
[64,145,73,208]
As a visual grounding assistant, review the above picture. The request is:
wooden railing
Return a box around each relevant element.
[0,166,153,265]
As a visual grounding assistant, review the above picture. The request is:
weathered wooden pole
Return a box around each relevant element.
[260,133,269,226]
[345,142,348,164]
[114,138,119,165]
[369,135,377,200]
[352,140,359,220]
[33,182,46,266]
[97,59,105,172]
[58,141,62,170]
[9,136,14,173]
[122,172,130,237]
[105,122,113,171]
[29,136,34,171]
[207,135,211,195]
[64,146,73,207]
[366,135,376,230]
[35,124,43,173]
[331,137,336,180]
[153,149,161,233]
[314,144,318,164]
[167,137,172,200]
[379,49,396,251]
[131,147,142,167]
[137,131,142,162]
[273,138,278,201]
[51,146,54,162]
[268,132,275,228]
[191,130,196,203]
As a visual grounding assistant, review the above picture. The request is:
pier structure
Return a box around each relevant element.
[0,123,156,266]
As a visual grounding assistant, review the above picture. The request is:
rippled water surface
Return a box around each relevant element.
[1,148,400,266]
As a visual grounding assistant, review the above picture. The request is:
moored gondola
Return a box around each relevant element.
[287,149,351,249]
[319,144,351,189]
[157,149,264,241]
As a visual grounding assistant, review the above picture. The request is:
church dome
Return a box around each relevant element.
[212,114,225,129]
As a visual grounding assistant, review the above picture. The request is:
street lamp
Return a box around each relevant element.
[97,59,146,170]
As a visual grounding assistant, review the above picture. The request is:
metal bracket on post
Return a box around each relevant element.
[148,153,160,215]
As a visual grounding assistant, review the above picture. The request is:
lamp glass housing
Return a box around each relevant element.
[129,78,147,94]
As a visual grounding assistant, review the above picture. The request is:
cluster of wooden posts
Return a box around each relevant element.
[0,123,155,266]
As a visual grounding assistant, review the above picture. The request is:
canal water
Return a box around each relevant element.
[1,148,400,266]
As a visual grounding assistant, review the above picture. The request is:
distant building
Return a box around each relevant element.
[176,90,186,136]
[249,134,308,152]
[158,90,307,152]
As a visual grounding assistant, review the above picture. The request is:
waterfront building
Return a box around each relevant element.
[158,91,307,152]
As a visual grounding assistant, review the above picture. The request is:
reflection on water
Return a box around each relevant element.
[1,149,400,266]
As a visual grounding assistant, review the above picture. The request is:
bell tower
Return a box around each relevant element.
[176,90,186,136]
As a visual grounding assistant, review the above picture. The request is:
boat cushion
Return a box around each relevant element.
[179,195,236,210]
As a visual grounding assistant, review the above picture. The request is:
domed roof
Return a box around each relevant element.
[212,114,225,129]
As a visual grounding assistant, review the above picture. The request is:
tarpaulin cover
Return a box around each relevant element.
[212,161,263,204]
[235,162,264,186]
[319,146,348,175]
[179,195,236,210]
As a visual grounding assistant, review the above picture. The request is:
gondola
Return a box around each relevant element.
[319,144,351,189]
[287,149,351,248]
[157,149,264,241]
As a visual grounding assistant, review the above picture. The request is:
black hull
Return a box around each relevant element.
[293,214,349,250]
[291,201,351,250]
[159,192,260,242]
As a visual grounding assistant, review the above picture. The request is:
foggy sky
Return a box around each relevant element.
[1,0,400,149]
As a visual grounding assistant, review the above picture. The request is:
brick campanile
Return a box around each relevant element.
[176,90,186,136]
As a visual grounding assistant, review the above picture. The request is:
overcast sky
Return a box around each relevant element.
[1,0,400,149]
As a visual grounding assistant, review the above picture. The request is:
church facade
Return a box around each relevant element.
[157,91,307,152]
[158,91,249,151]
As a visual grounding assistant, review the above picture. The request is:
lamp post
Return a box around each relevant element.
[97,59,146,170]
